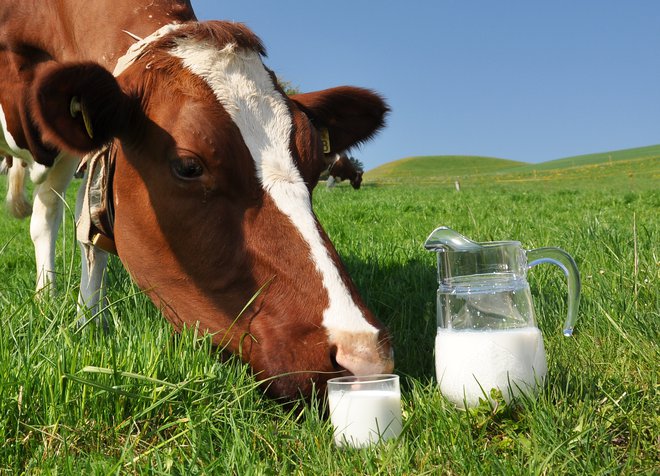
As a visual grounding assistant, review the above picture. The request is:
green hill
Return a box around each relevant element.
[364,145,660,189]
[510,144,660,173]
[366,155,524,182]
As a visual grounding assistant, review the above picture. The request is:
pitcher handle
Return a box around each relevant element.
[526,247,581,337]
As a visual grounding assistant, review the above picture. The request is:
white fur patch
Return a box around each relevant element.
[113,24,184,76]
[170,38,378,335]
[0,104,33,162]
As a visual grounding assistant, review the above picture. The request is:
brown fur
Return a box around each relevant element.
[0,0,195,164]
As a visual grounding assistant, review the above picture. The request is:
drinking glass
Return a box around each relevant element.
[327,374,402,448]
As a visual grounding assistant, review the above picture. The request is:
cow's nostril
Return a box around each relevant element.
[329,345,345,372]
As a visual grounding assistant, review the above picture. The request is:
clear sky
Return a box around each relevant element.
[191,1,660,171]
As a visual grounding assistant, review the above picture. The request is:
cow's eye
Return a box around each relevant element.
[170,156,204,180]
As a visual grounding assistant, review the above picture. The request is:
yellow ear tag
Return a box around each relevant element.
[70,96,94,139]
[320,127,331,154]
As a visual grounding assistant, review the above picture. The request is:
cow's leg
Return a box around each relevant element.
[29,156,79,294]
[76,244,109,324]
[75,173,109,324]
[5,158,32,218]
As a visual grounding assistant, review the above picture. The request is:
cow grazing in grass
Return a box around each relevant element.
[326,153,364,189]
[0,1,392,400]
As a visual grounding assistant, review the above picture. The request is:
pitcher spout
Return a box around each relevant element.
[424,227,482,252]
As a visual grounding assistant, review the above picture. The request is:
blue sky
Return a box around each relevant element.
[192,1,660,171]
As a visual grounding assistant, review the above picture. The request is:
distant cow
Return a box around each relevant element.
[0,1,392,400]
[326,153,363,189]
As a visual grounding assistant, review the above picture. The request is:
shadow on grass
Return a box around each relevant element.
[340,253,439,385]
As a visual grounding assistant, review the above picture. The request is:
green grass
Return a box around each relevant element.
[366,155,525,182]
[511,144,660,172]
[1,162,658,474]
[366,144,660,191]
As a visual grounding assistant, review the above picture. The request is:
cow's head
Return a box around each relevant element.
[351,171,364,189]
[31,21,392,400]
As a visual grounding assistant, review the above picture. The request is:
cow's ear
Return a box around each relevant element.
[290,86,389,155]
[31,62,134,154]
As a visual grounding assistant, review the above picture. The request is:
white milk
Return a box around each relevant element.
[328,389,402,448]
[435,327,547,408]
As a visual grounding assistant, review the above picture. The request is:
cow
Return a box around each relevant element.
[0,1,393,400]
[326,152,363,189]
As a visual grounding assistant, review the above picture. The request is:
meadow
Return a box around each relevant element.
[0,151,658,474]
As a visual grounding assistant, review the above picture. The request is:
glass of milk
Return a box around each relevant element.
[424,227,581,409]
[327,374,402,448]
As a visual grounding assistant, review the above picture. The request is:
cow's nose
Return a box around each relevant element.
[331,331,394,376]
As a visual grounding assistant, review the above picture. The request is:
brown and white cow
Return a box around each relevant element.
[326,152,364,189]
[0,1,392,399]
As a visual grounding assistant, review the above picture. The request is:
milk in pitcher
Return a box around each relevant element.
[435,327,547,407]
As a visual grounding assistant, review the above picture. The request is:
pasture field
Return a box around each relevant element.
[0,159,658,474]
[366,144,660,190]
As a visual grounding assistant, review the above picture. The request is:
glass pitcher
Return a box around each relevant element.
[424,227,580,408]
